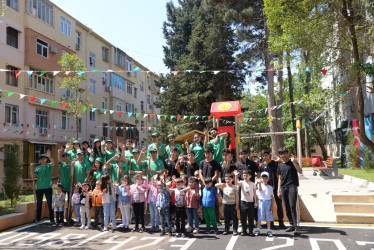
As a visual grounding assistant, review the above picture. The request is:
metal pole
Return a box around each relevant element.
[297,127,302,167]
[235,115,239,161]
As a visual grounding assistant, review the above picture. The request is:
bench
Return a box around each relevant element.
[314,158,338,179]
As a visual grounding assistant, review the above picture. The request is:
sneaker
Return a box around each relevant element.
[169,232,173,236]
[50,221,56,226]
[175,233,181,238]
[52,223,58,227]
[285,226,295,232]
[248,231,254,236]
[205,229,210,234]
[279,223,287,229]
[215,228,219,234]
[103,226,108,231]
[267,231,273,237]
[85,225,91,230]
[59,223,63,227]
[233,231,238,236]
[254,230,260,236]
[172,227,176,233]
[132,227,139,232]
[216,221,222,226]
[155,226,160,231]
[222,231,229,235]
[181,233,185,238]
[293,227,300,236]
[138,228,144,233]
[210,229,215,234]
[193,228,199,234]
[160,231,166,236]
[240,232,246,236]
[186,227,193,233]
[80,225,85,230]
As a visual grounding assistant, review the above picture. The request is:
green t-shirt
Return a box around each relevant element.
[189,143,205,164]
[125,150,133,159]
[147,142,166,161]
[68,150,77,161]
[165,143,183,159]
[93,170,104,181]
[58,162,71,192]
[144,159,165,178]
[34,163,53,190]
[208,136,225,164]
[111,161,130,183]
[84,152,90,163]
[73,160,91,184]
[128,159,146,183]
[105,150,116,163]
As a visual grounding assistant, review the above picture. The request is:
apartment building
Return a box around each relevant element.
[0,0,160,187]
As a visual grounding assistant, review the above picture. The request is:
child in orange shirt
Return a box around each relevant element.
[92,180,104,229]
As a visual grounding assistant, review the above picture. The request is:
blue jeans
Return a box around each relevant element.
[187,208,199,229]
[149,202,159,227]
[160,207,171,233]
[103,201,117,227]
[74,204,81,222]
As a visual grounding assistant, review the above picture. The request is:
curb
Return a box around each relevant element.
[338,173,374,191]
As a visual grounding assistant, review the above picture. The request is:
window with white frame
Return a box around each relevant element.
[102,46,109,61]
[75,31,81,49]
[125,103,135,113]
[126,59,132,75]
[62,111,70,130]
[89,79,95,94]
[115,48,125,67]
[127,82,132,95]
[36,110,48,128]
[110,73,125,91]
[60,16,71,36]
[140,82,144,92]
[5,104,18,124]
[28,0,53,26]
[61,88,73,99]
[89,111,96,121]
[29,71,54,94]
[116,101,123,111]
[36,38,48,58]
[6,65,19,87]
[102,97,108,109]
[34,144,50,164]
[6,0,18,11]
[89,53,95,68]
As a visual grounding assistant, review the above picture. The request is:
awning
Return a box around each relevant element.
[210,101,241,118]
[28,141,58,145]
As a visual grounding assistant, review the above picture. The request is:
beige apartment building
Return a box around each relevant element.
[0,0,160,188]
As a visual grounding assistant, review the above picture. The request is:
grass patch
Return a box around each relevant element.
[0,194,35,216]
[339,168,374,182]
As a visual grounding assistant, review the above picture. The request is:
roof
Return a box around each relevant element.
[174,130,213,143]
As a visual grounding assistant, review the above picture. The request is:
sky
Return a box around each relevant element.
[51,0,172,72]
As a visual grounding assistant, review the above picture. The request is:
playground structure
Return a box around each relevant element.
[210,101,303,167]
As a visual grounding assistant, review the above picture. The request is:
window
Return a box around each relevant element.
[102,97,108,109]
[103,123,108,138]
[147,94,151,105]
[89,79,95,94]
[141,121,144,129]
[115,48,125,67]
[36,38,48,57]
[6,27,18,49]
[116,123,124,137]
[75,32,81,49]
[148,116,151,123]
[140,82,144,92]
[62,111,70,130]
[5,104,18,124]
[116,101,123,111]
[89,111,96,121]
[36,110,48,134]
[134,88,137,98]
[61,88,73,99]
[126,59,132,75]
[29,0,53,26]
[110,73,125,91]
[6,65,19,86]
[29,71,54,94]
[34,144,50,163]
[89,53,95,68]
[127,83,132,95]
[147,77,150,89]
[60,16,71,36]
[6,0,18,11]
[102,46,109,61]
[127,127,133,139]
[134,65,137,78]
[126,103,135,113]
[141,101,144,113]
[102,73,107,85]
[78,119,82,133]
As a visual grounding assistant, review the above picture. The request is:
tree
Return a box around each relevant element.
[2,143,23,207]
[58,53,92,140]
[1,0,7,16]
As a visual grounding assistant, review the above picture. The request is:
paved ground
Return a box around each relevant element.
[1,222,373,249]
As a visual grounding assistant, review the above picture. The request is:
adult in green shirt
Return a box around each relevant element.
[30,151,55,224]
[105,140,117,164]
[72,150,91,184]
[124,139,135,159]
[165,134,183,159]
[205,128,228,164]
[104,153,128,183]
[57,148,71,193]
[185,132,205,164]
[120,146,146,184]
[66,140,80,161]
[92,157,104,182]
[146,133,165,162]
[139,146,165,179]
[90,139,105,164]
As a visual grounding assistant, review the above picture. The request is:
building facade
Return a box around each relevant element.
[0,0,160,187]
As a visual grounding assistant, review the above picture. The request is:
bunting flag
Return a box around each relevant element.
[19,94,26,99]
[40,99,46,105]
[15,71,22,79]
[8,92,14,97]
[117,111,122,117]
[30,96,35,103]
[62,103,68,109]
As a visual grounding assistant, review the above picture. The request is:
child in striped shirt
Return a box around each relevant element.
[215,173,239,235]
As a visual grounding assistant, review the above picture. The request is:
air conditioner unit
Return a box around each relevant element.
[49,45,57,54]
[75,43,81,50]
[39,128,48,134]
[105,86,112,92]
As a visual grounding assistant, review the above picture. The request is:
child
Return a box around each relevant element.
[52,183,66,226]
[216,174,239,235]
[235,170,257,236]
[148,175,160,232]
[156,182,172,236]
[100,175,117,231]
[180,152,199,178]
[201,177,219,234]
[165,147,180,179]
[71,183,82,226]
[255,172,274,237]
[168,178,190,238]
[80,182,92,230]
[185,177,200,234]
[116,175,132,231]
[130,174,147,232]
[92,180,104,229]
[165,176,176,232]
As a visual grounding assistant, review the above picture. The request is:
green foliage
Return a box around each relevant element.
[347,131,361,168]
[362,147,374,172]
[1,0,7,16]
[2,143,23,207]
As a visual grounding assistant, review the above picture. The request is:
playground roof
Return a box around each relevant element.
[210,101,241,118]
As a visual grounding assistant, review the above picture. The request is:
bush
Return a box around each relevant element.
[2,143,23,206]
[362,147,374,172]
[346,131,361,168]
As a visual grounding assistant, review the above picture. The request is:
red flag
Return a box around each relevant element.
[150,114,154,118]
[117,111,122,117]
[120,70,125,73]
[177,115,181,120]
[321,69,327,75]
[172,71,179,77]
[20,131,24,135]
[62,103,68,109]
[208,116,211,120]
[30,96,35,103]
[3,123,6,127]
[15,71,22,79]
[27,124,29,128]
